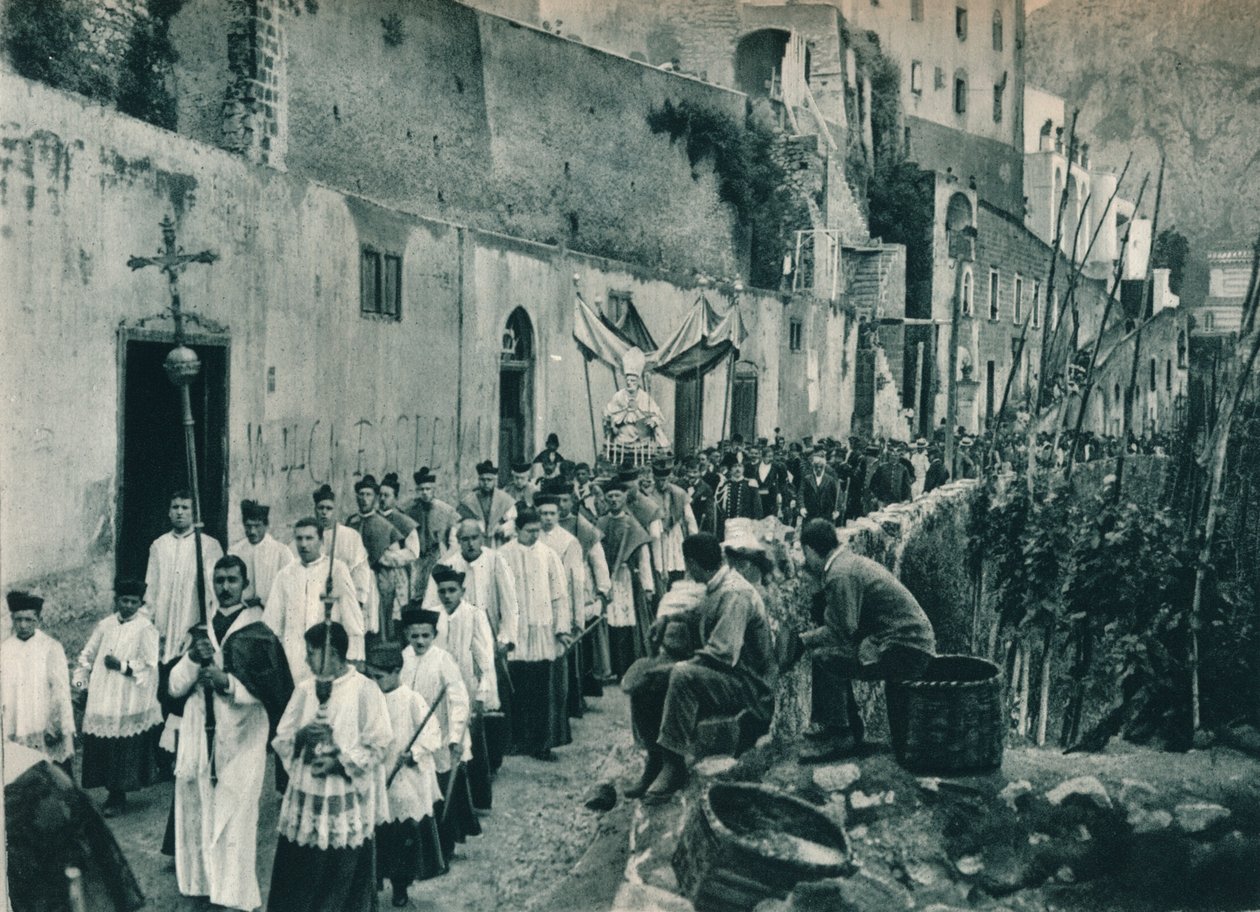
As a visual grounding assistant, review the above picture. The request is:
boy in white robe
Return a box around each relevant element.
[400,606,481,858]
[431,565,498,811]
[498,509,572,760]
[229,499,294,605]
[423,519,519,767]
[1,591,75,774]
[264,516,365,682]
[537,494,588,720]
[365,640,446,908]
[311,484,378,635]
[74,578,163,816]
[146,489,224,663]
[169,556,293,911]
[267,621,392,912]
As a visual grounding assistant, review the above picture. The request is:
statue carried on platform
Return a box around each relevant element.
[603,347,670,452]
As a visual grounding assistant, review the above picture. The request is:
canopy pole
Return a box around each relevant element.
[582,354,600,465]
[721,349,735,440]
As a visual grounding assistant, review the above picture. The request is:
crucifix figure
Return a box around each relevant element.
[127,214,219,344]
[126,215,221,780]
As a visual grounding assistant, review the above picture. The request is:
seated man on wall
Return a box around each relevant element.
[788,519,937,764]
[624,533,776,804]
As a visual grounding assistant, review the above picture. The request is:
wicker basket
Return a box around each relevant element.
[672,782,852,912]
[885,655,1004,775]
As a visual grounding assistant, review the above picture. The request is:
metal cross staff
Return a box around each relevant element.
[127,215,221,782]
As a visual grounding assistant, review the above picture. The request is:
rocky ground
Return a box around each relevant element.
[94,689,640,911]
[623,737,1260,912]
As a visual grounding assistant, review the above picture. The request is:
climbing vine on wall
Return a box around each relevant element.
[3,0,185,131]
[646,100,804,288]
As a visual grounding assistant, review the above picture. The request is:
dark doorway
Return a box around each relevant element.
[117,336,229,580]
[731,362,758,443]
[734,29,809,98]
[985,360,996,429]
[499,308,534,479]
[674,370,703,455]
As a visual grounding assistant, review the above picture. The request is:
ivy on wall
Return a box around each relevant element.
[646,99,805,289]
[3,0,185,131]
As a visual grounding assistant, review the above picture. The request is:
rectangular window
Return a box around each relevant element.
[1149,358,1157,392]
[1013,275,1023,324]
[789,318,803,352]
[360,246,402,319]
[910,61,923,95]
[989,269,1000,321]
[1032,281,1041,327]
[956,6,968,40]
[934,66,945,90]
[954,77,967,114]
[1166,360,1172,391]
[993,83,1004,123]
[910,0,924,21]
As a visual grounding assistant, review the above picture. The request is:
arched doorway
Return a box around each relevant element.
[734,29,809,98]
[499,308,534,479]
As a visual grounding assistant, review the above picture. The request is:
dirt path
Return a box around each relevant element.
[98,689,638,910]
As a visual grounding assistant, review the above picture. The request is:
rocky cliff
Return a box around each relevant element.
[1026,0,1260,303]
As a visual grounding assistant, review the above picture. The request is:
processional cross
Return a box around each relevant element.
[126,215,222,783]
[127,215,219,343]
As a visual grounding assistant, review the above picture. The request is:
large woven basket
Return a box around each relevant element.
[672,782,852,912]
[885,655,1004,775]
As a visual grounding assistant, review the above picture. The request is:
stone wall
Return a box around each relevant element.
[768,480,982,743]
[0,72,857,649]
[169,0,753,280]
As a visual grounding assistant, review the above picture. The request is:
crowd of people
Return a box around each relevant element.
[2,418,1171,911]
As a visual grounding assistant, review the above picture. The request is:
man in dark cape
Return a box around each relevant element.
[597,482,657,678]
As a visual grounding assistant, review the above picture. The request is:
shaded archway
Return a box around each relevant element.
[499,308,534,478]
[734,29,809,98]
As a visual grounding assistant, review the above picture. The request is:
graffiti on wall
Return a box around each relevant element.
[242,413,494,493]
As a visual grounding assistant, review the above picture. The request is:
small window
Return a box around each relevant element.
[1166,359,1172,391]
[1149,358,1157,392]
[789,318,803,352]
[360,246,402,319]
[1013,275,1023,324]
[956,6,968,40]
[961,267,974,316]
[993,83,1004,123]
[992,9,1004,51]
[910,61,924,95]
[954,76,968,114]
[1203,312,1215,331]
[988,268,1000,321]
[1032,281,1041,327]
[910,0,924,20]
[934,66,945,90]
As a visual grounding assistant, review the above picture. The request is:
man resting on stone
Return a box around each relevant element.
[624,533,775,804]
[789,519,936,764]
